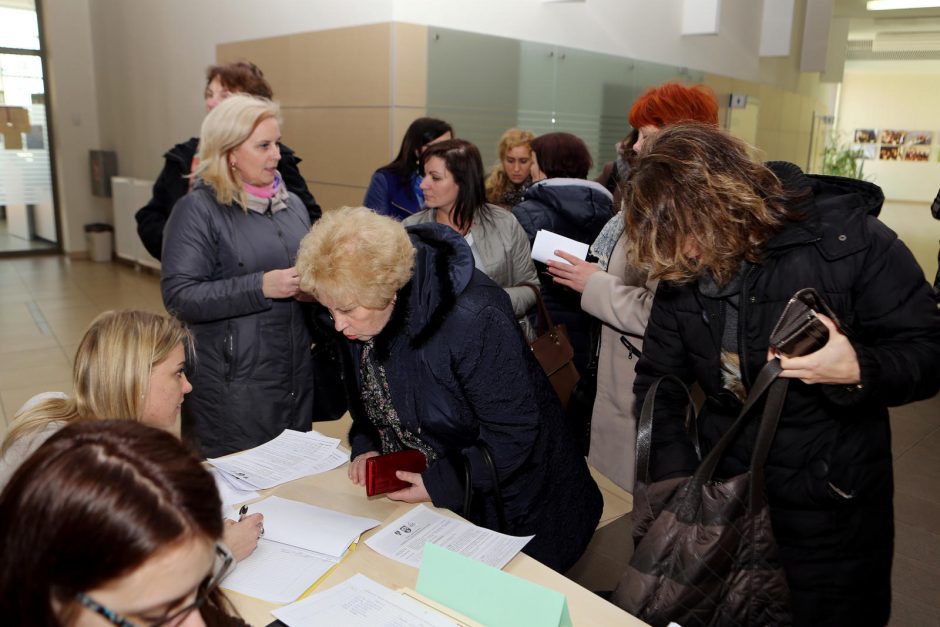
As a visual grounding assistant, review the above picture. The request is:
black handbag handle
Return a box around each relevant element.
[635,374,698,485]
[637,359,788,517]
[461,442,507,532]
[675,359,787,519]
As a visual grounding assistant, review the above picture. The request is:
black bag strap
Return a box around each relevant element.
[635,374,697,485]
[461,442,507,532]
[676,359,786,519]
[637,359,787,513]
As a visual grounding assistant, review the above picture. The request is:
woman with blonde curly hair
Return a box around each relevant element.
[296,206,602,573]
[484,128,535,208]
[161,94,316,458]
[0,309,265,562]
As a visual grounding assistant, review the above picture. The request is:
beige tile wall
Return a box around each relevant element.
[217,23,430,212]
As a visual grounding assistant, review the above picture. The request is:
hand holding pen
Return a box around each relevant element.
[222,505,265,561]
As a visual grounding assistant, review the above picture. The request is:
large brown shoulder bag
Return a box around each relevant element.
[612,360,792,627]
[521,284,580,410]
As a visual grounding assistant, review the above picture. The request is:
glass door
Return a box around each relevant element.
[0,0,58,253]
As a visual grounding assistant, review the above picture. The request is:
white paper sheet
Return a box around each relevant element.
[365,505,532,570]
[272,573,458,627]
[531,229,589,265]
[243,496,380,559]
[207,429,348,489]
[210,468,258,511]
[220,538,340,604]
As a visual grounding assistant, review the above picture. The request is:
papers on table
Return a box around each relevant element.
[531,229,589,265]
[272,574,460,627]
[210,468,258,511]
[366,505,532,570]
[221,496,381,604]
[207,429,347,490]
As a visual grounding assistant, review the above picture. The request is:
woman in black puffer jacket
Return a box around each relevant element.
[626,123,940,626]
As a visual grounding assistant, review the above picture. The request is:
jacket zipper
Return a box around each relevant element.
[267,204,298,412]
[738,265,757,391]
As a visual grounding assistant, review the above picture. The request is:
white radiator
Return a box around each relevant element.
[111,176,160,270]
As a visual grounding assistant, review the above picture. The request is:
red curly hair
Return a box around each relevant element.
[628,83,719,129]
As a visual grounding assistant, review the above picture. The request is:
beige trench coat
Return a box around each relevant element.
[580,236,657,491]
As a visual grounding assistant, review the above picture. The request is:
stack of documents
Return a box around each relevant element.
[221,496,381,603]
[207,429,348,492]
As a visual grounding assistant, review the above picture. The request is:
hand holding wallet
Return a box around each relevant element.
[769,288,845,357]
[365,449,427,496]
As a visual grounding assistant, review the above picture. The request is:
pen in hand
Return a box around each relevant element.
[238,504,248,521]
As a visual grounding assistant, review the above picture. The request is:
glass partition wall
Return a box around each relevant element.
[426,27,703,176]
[0,0,58,254]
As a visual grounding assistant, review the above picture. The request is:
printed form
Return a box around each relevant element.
[366,505,532,570]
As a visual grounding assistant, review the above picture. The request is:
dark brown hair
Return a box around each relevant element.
[206,60,273,99]
[422,138,489,232]
[623,123,789,286]
[384,117,454,183]
[0,420,225,625]
[530,132,593,179]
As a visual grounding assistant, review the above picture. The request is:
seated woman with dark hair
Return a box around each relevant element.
[136,60,320,260]
[0,420,246,626]
[403,138,538,323]
[295,206,602,573]
[512,132,614,372]
[363,117,453,220]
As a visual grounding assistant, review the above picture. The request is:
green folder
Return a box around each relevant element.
[416,544,573,627]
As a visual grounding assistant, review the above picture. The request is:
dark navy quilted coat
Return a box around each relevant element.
[343,223,603,573]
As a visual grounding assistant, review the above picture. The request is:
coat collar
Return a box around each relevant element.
[372,223,475,360]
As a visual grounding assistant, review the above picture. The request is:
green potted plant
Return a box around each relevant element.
[822,132,867,180]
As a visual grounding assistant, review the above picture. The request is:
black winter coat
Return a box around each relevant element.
[136,137,321,260]
[635,162,940,626]
[512,179,614,371]
[161,182,315,458]
[342,223,603,573]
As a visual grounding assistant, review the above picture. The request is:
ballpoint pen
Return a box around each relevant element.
[238,504,248,521]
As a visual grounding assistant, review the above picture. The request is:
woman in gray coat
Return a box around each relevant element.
[403,139,538,324]
[161,95,314,457]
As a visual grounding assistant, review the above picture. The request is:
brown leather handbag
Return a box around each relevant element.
[522,284,580,410]
[612,361,792,627]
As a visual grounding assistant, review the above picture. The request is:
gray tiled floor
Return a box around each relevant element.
[0,255,938,625]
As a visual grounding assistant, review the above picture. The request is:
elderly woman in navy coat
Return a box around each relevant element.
[295,206,602,573]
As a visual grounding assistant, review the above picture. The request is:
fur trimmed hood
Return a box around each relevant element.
[372,222,476,360]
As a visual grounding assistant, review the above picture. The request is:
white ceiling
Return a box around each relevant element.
[835,0,940,40]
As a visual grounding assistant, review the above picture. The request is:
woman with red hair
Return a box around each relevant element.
[629,82,719,152]
[545,82,719,491]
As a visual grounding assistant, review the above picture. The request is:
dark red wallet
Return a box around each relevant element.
[365,449,427,496]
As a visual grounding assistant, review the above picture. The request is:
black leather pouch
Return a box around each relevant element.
[769,288,843,357]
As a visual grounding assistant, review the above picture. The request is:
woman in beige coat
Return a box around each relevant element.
[546,81,720,491]
[548,224,655,490]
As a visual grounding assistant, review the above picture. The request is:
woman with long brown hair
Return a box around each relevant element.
[623,122,940,625]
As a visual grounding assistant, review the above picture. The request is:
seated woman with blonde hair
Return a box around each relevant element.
[484,128,535,208]
[296,206,602,573]
[0,309,264,561]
